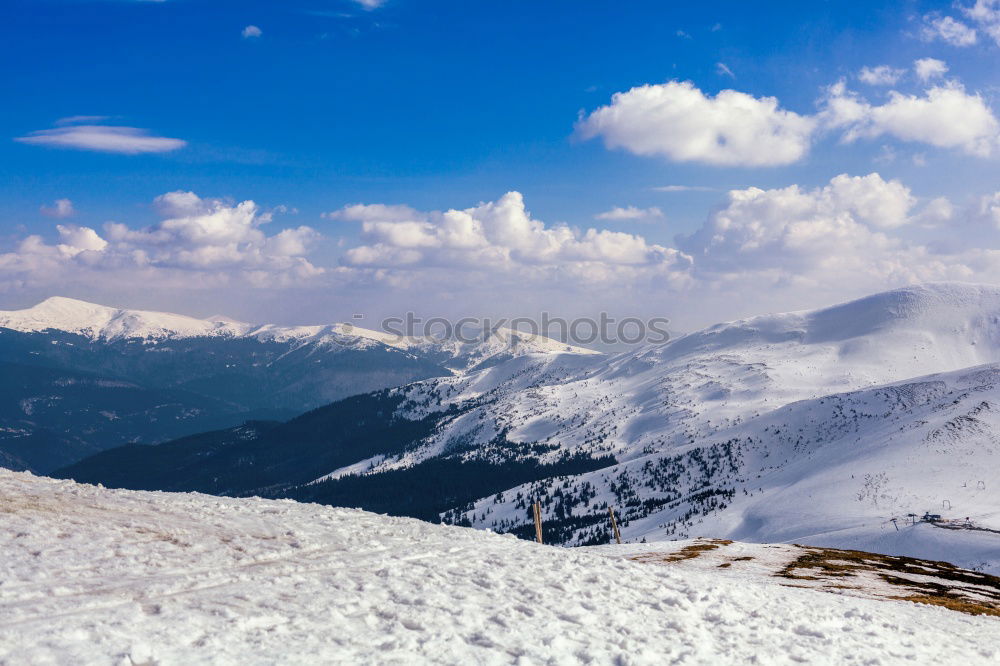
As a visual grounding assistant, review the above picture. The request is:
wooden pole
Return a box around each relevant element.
[608,506,622,544]
[532,501,543,544]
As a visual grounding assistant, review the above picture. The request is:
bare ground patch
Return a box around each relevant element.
[626,539,1000,618]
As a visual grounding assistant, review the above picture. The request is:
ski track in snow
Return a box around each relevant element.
[2,471,999,665]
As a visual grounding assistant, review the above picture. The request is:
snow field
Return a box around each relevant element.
[2,470,999,665]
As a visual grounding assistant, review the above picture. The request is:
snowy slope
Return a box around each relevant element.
[2,470,998,665]
[458,361,1000,569]
[350,283,1000,474]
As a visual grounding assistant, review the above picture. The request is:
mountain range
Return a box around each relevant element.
[0,296,595,472]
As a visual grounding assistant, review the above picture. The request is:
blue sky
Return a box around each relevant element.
[3,0,1000,329]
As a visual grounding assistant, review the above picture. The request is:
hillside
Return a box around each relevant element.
[2,470,997,664]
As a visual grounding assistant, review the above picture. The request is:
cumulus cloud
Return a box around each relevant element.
[56,225,109,255]
[680,173,915,267]
[583,75,1000,166]
[675,173,974,298]
[914,58,948,82]
[921,15,978,46]
[15,123,186,154]
[858,65,904,85]
[103,192,321,274]
[962,0,1000,45]
[332,192,691,287]
[822,81,1000,156]
[576,81,816,167]
[0,192,322,291]
[40,199,75,219]
[594,206,664,222]
[242,25,262,38]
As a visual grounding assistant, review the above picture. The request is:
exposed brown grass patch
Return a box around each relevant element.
[777,546,1000,618]
[628,538,732,564]
[896,595,1000,617]
[626,539,1000,619]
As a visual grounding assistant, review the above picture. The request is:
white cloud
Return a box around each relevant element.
[15,124,186,154]
[858,65,904,85]
[242,25,262,39]
[913,197,955,227]
[585,73,1000,166]
[324,203,422,223]
[13,182,1000,331]
[675,173,969,296]
[337,192,691,287]
[594,206,664,222]
[55,115,111,126]
[577,81,816,167]
[921,15,978,46]
[40,199,75,219]
[56,225,109,256]
[972,191,1000,228]
[354,0,387,8]
[680,173,917,267]
[103,191,320,273]
[0,192,322,291]
[652,185,716,193]
[914,58,948,82]
[962,0,1000,45]
[715,63,735,79]
[822,81,1000,156]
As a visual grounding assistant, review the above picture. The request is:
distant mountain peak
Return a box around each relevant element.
[0,297,247,341]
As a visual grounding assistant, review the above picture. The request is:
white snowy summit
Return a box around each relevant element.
[0,296,250,340]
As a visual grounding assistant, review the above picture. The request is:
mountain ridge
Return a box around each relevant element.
[0,296,600,367]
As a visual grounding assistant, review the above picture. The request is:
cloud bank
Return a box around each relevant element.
[7,177,1000,327]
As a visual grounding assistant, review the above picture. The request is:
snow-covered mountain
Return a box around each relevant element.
[53,282,1000,572]
[4,469,996,664]
[0,296,598,472]
[0,296,597,370]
